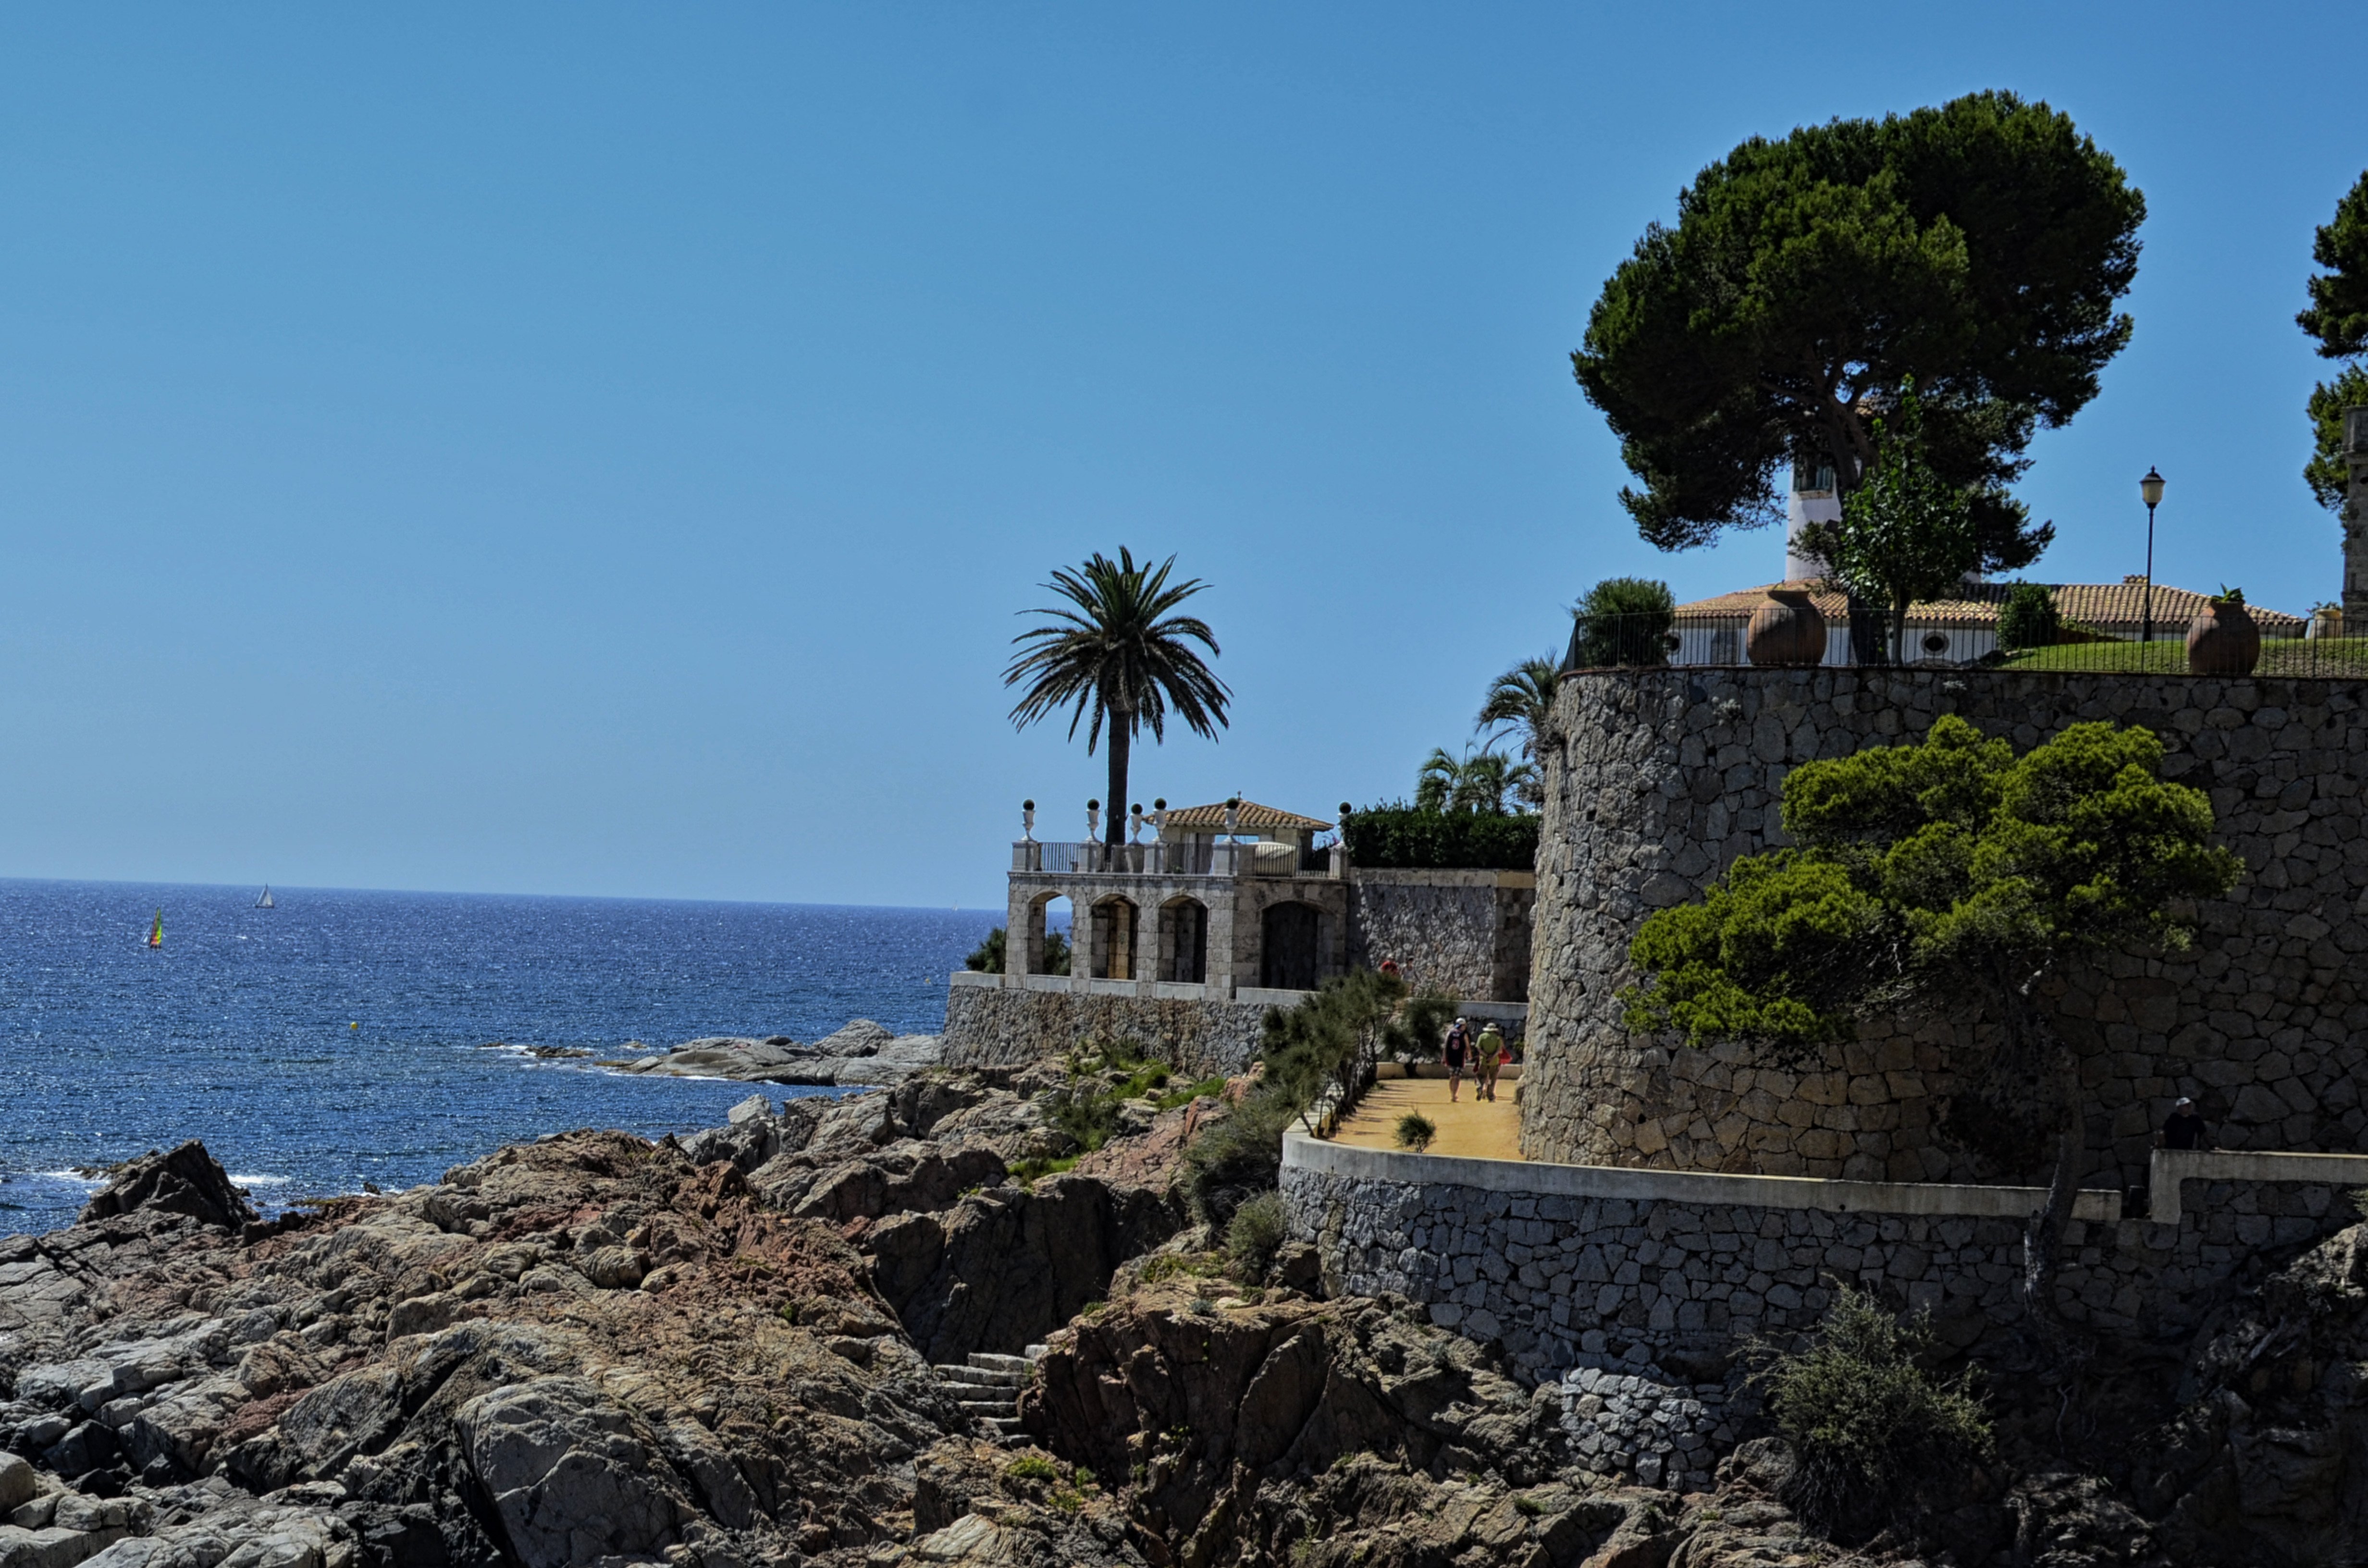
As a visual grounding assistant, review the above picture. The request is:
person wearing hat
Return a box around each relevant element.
[1442,1017,1470,1102]
[1474,1020,1506,1102]
[2159,1097,2212,1151]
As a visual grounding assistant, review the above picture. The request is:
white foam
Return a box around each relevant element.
[228,1174,291,1187]
[37,1171,106,1186]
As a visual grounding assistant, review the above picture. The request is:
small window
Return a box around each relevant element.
[1922,632,1950,655]
[1790,456,1837,494]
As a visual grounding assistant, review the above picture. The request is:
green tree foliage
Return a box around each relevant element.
[1566,577,1676,669]
[2299,170,2368,360]
[1004,550,1231,847]
[2305,362,2368,513]
[965,925,1069,975]
[1798,387,1987,663]
[1342,804,1539,871]
[1477,657,1562,761]
[1995,582,2060,651]
[1573,92,2137,569]
[1623,716,2241,1323]
[1414,748,1537,815]
[2301,174,2368,513]
[1182,972,1453,1225]
[1757,1284,1993,1539]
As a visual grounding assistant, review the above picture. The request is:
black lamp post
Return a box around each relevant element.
[2140,467,2166,647]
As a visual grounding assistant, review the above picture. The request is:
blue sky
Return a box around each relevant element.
[1,4,2358,909]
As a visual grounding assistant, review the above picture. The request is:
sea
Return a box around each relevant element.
[0,879,1001,1239]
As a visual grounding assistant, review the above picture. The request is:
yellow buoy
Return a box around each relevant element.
[350,1022,359,1029]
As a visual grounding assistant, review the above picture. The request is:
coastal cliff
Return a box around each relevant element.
[8,1061,2368,1567]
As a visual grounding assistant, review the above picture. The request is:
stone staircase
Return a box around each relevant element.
[934,1344,1049,1445]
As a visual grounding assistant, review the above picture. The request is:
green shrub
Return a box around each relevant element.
[1003,1455,1058,1485]
[1224,1191,1288,1278]
[1181,1091,1294,1227]
[1343,805,1538,871]
[968,925,1072,974]
[1757,1283,1993,1538]
[1996,582,2060,651]
[1155,1075,1228,1112]
[1567,576,1676,668]
[1395,1112,1437,1152]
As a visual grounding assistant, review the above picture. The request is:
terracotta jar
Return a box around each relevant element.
[1746,588,1828,667]
[2186,598,2261,674]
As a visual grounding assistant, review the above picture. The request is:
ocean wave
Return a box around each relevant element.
[229,1174,292,1186]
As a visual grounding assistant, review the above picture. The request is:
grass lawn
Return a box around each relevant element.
[2000,637,2368,676]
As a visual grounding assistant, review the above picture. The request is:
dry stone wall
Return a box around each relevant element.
[1522,669,2368,1191]
[1345,870,1535,1003]
[940,982,1272,1076]
[1283,1152,2355,1391]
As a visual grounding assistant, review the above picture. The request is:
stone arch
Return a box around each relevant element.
[1017,891,1073,977]
[1259,901,1322,992]
[1157,896,1209,984]
[1090,895,1141,981]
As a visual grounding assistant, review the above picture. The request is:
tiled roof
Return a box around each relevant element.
[1162,800,1334,832]
[1672,579,2306,637]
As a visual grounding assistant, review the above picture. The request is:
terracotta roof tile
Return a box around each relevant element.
[1671,579,2305,637]
[1161,800,1334,832]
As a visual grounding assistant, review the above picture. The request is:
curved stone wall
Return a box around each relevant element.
[1521,669,2368,1189]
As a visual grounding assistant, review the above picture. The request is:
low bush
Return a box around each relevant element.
[1996,582,2060,651]
[1342,805,1538,871]
[1224,1191,1287,1278]
[1394,1112,1437,1152]
[963,926,1070,974]
[1181,1091,1293,1227]
[1756,1283,1993,1539]
[1567,576,1675,668]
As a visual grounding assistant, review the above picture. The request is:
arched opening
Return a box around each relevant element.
[1019,893,1073,977]
[1158,897,1209,984]
[1260,901,1321,992]
[1091,896,1140,980]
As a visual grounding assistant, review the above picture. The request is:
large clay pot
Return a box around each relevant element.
[1746,588,1827,667]
[2186,599,2261,674]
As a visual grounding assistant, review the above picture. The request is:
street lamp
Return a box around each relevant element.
[2140,467,2166,646]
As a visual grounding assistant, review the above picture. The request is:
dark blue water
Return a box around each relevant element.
[0,880,999,1238]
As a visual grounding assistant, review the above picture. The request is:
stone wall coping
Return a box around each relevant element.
[945,970,1529,1022]
[2148,1147,2368,1223]
[1282,1133,2122,1221]
[1348,868,1537,890]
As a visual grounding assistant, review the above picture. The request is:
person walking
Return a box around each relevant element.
[1442,1017,1469,1103]
[1475,1021,1505,1102]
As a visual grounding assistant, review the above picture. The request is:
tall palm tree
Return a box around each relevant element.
[1005,549,1231,847]
[1476,656,1561,760]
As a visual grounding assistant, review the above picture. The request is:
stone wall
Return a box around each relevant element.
[940,980,1276,1076]
[1523,668,2368,1190]
[1345,870,1535,1003]
[1282,1135,2357,1389]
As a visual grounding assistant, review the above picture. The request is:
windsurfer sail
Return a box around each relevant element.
[147,910,163,949]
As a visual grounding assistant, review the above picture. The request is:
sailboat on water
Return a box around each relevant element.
[255,886,275,909]
[146,909,163,949]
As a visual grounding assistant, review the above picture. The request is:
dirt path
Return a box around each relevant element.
[1332,1076,1523,1162]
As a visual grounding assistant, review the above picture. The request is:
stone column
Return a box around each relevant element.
[2346,407,2368,632]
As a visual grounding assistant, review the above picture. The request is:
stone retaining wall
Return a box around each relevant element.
[1346,870,1535,1004]
[940,980,1276,1076]
[1523,668,2368,1188]
[1281,1135,2358,1387]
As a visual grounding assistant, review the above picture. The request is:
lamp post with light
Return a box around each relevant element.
[2140,467,2166,647]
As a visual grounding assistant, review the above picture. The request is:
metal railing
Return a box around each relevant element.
[1559,607,2368,679]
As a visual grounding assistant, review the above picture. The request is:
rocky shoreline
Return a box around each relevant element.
[5,1054,2366,1567]
[598,1019,946,1090]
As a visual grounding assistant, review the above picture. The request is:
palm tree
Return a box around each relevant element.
[1476,656,1561,760]
[1415,747,1537,815]
[1004,549,1231,847]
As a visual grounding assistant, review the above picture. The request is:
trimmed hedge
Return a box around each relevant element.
[1343,804,1538,870]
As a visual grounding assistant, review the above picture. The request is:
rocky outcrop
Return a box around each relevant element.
[75,1144,259,1233]
[873,1179,1184,1366]
[611,1019,946,1088]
